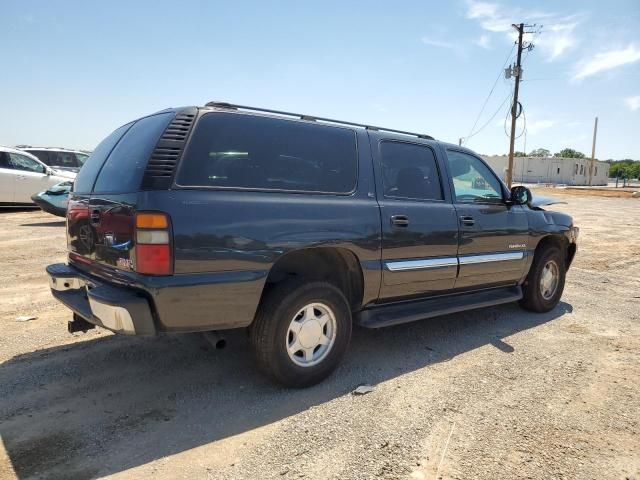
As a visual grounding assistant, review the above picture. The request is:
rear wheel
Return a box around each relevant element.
[520,246,566,312]
[249,280,352,387]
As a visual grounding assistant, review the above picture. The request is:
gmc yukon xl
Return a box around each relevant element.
[47,102,578,387]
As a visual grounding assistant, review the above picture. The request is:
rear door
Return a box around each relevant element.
[87,112,175,269]
[443,148,529,289]
[0,152,16,202]
[372,136,459,301]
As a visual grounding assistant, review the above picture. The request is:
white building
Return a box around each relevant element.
[482,156,609,186]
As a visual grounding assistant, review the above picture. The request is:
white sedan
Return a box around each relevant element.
[0,146,76,205]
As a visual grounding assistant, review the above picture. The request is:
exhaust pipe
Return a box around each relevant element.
[202,331,227,350]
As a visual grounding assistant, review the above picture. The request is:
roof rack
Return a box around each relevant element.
[204,101,434,140]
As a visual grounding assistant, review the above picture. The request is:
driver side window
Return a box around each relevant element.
[446,150,503,203]
[9,153,46,174]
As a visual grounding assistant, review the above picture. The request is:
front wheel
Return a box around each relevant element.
[249,281,352,387]
[520,246,566,313]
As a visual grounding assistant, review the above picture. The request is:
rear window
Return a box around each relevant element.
[176,113,357,194]
[73,123,133,194]
[93,112,174,194]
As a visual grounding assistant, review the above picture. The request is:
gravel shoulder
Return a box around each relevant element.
[0,196,639,480]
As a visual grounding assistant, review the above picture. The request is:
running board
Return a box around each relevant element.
[357,286,523,329]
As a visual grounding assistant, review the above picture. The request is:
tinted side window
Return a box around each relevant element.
[28,150,50,165]
[176,113,358,194]
[380,141,443,201]
[93,112,174,194]
[74,123,133,193]
[49,152,80,168]
[75,153,89,165]
[446,150,503,202]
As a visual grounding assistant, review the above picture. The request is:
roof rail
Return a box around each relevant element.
[204,101,434,140]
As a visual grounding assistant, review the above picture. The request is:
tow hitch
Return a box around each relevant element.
[68,313,96,333]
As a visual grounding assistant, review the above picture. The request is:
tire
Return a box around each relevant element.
[520,246,566,313]
[249,280,352,387]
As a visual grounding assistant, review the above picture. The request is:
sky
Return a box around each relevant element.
[1,0,639,159]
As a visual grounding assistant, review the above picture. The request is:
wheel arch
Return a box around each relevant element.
[533,234,571,269]
[260,247,365,313]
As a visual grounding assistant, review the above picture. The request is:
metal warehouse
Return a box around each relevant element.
[482,155,610,186]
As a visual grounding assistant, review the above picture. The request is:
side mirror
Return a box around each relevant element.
[510,185,532,205]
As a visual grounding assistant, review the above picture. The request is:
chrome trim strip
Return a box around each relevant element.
[386,251,525,272]
[385,257,458,272]
[459,251,524,265]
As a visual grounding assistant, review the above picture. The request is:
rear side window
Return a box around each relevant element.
[74,123,132,193]
[380,141,443,201]
[176,113,357,194]
[93,112,174,194]
[27,150,50,165]
[76,153,89,165]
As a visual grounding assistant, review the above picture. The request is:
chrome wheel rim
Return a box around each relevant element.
[286,302,336,367]
[540,260,559,300]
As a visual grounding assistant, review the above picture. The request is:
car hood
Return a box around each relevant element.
[50,169,77,180]
[530,195,567,208]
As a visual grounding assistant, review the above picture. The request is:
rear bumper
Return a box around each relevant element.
[47,263,156,335]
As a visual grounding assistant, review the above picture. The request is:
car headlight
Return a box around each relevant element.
[570,226,579,241]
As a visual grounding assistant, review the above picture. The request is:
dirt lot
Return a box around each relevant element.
[1,193,639,480]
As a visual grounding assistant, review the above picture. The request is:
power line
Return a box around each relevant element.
[462,44,516,145]
[465,92,512,142]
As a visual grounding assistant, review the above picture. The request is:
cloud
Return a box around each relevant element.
[466,1,511,33]
[421,36,456,49]
[626,95,640,111]
[475,34,492,49]
[536,22,577,61]
[526,119,557,135]
[574,44,640,80]
[465,1,582,61]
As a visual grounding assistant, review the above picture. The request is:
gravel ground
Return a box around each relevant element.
[0,193,639,480]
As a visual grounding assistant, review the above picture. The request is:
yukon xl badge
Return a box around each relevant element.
[509,243,527,249]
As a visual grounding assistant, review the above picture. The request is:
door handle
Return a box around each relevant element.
[391,215,409,227]
[460,215,475,226]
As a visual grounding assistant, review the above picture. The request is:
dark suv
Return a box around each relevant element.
[47,102,578,387]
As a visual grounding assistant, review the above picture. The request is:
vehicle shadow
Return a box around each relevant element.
[0,302,572,479]
[19,221,66,227]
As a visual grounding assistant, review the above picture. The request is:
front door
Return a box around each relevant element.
[374,138,459,301]
[443,149,529,289]
[8,152,51,203]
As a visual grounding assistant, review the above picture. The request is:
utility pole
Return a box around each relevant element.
[506,23,524,188]
[588,116,598,186]
[458,137,463,146]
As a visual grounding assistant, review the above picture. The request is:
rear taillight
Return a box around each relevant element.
[135,212,172,275]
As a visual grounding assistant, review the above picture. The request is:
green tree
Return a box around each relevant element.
[529,148,551,157]
[554,148,586,158]
[514,151,527,157]
[606,160,640,178]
